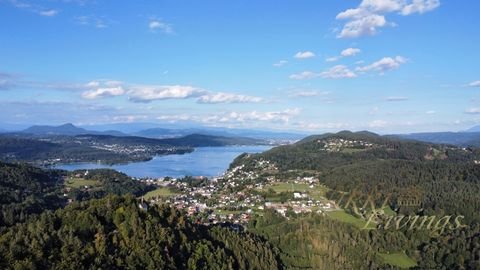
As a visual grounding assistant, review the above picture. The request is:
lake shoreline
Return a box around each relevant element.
[52,145,272,178]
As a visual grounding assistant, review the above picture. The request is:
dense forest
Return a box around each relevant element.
[0,195,282,270]
[232,131,480,269]
[66,169,156,201]
[0,162,65,227]
[0,162,153,228]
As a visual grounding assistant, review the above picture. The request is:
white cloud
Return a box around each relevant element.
[149,20,173,33]
[221,108,300,124]
[325,56,340,62]
[112,115,148,123]
[8,1,60,17]
[273,60,288,67]
[337,14,388,38]
[426,110,436,114]
[289,71,318,80]
[465,108,480,114]
[468,81,480,87]
[320,65,357,79]
[326,48,361,62]
[401,0,440,15]
[386,96,408,101]
[360,0,406,13]
[81,80,125,99]
[357,56,407,73]
[336,0,440,38]
[81,87,125,99]
[75,16,108,28]
[157,114,192,122]
[155,108,301,126]
[289,90,328,98]
[369,119,388,128]
[294,51,316,59]
[341,47,362,57]
[294,121,350,131]
[39,9,58,16]
[290,65,357,80]
[80,80,264,104]
[128,85,202,102]
[0,72,15,90]
[197,92,263,104]
[75,16,89,25]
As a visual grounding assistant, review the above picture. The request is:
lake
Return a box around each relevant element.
[54,145,272,178]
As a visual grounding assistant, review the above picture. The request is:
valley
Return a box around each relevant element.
[2,131,475,269]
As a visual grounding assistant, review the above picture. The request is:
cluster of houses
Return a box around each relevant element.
[264,200,336,217]
[134,158,341,226]
[317,138,375,152]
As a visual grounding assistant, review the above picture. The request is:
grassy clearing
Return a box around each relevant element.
[65,177,99,188]
[377,252,417,269]
[340,148,369,153]
[270,182,310,193]
[326,210,375,229]
[309,184,330,200]
[142,187,179,200]
[383,206,396,216]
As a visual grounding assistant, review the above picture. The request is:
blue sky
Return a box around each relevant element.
[1,0,479,133]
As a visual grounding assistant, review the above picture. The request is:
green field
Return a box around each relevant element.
[309,184,330,200]
[326,210,375,229]
[65,177,99,188]
[383,206,396,216]
[269,182,310,193]
[378,252,417,269]
[142,187,179,200]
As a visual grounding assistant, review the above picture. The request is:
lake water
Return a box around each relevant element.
[54,145,272,178]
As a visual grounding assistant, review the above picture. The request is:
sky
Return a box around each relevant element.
[1,0,480,134]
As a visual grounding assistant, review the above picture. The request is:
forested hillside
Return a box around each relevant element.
[0,195,282,270]
[1,131,480,269]
[231,131,480,269]
[0,162,65,227]
[0,162,154,228]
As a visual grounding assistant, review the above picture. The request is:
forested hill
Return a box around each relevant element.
[0,162,65,227]
[0,161,155,228]
[228,130,480,269]
[394,131,480,147]
[232,130,480,172]
[159,133,266,146]
[0,195,283,270]
[75,133,266,147]
[20,123,125,136]
[231,130,480,224]
[0,133,265,165]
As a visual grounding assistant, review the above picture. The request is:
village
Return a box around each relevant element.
[137,158,338,226]
[317,138,376,152]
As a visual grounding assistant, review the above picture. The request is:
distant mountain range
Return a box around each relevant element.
[466,125,480,132]
[19,123,126,136]
[133,127,304,141]
[394,131,480,147]
[11,122,480,146]
[4,123,305,141]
